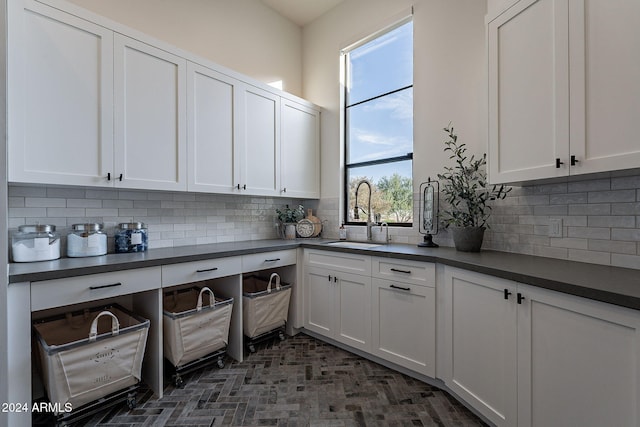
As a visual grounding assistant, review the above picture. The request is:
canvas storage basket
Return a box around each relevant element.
[242,273,291,338]
[163,286,233,367]
[33,304,149,413]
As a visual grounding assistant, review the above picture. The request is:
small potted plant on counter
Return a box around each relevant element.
[437,124,510,252]
[276,204,305,239]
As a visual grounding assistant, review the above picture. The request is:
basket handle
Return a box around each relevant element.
[197,287,215,311]
[267,273,281,293]
[89,311,120,342]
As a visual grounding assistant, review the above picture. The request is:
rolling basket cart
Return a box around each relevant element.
[32,304,149,424]
[242,273,292,353]
[163,286,233,387]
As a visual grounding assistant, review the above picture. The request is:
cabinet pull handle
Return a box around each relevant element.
[107,173,111,181]
[282,188,287,193]
[196,267,218,273]
[118,173,123,181]
[265,258,281,262]
[517,293,525,304]
[555,158,564,168]
[90,282,122,290]
[328,275,332,282]
[334,276,338,283]
[570,155,579,166]
[237,184,247,190]
[390,284,411,292]
[504,289,512,300]
[390,268,411,274]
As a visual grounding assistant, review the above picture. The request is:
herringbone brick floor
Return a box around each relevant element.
[76,334,487,426]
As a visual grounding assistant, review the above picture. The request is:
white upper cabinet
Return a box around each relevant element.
[280,98,320,199]
[237,85,281,196]
[8,0,320,196]
[488,0,569,184]
[114,34,187,191]
[8,0,114,187]
[488,0,640,184]
[186,62,239,194]
[568,0,640,175]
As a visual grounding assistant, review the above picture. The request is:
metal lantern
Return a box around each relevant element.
[418,178,439,247]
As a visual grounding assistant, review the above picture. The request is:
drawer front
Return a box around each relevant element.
[305,249,371,275]
[242,249,297,273]
[31,267,161,311]
[162,256,241,287]
[372,257,435,287]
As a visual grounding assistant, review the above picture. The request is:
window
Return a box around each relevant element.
[343,19,413,226]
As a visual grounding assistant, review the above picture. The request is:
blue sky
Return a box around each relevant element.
[346,21,413,186]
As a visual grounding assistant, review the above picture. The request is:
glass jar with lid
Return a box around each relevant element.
[12,224,61,262]
[115,222,148,253]
[67,223,107,257]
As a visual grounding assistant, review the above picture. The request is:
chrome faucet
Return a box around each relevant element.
[354,179,375,241]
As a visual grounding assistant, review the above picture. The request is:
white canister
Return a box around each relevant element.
[12,224,61,262]
[67,223,107,257]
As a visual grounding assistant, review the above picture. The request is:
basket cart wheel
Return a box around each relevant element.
[248,343,256,353]
[172,373,185,388]
[217,358,225,369]
[278,330,286,341]
[126,393,137,410]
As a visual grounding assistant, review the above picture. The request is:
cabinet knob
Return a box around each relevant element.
[555,158,564,168]
[504,289,512,300]
[282,187,287,193]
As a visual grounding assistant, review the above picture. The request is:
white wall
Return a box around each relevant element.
[302,0,488,240]
[68,0,304,96]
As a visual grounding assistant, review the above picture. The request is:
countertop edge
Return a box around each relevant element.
[9,239,640,311]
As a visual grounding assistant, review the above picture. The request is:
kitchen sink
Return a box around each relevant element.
[325,241,383,249]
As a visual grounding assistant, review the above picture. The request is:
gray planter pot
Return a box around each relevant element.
[451,226,486,252]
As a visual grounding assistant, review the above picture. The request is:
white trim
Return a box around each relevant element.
[340,5,413,54]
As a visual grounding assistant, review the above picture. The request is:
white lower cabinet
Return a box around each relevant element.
[371,278,435,376]
[305,265,371,352]
[442,267,518,426]
[443,266,640,427]
[517,284,640,427]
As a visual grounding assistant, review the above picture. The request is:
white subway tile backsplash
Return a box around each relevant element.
[588,189,636,203]
[25,197,66,208]
[8,172,640,270]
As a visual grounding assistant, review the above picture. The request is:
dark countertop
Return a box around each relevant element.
[9,238,640,311]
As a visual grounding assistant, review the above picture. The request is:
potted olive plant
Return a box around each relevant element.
[437,124,510,252]
[275,204,304,239]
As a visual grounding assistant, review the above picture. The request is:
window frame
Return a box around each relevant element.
[341,18,414,228]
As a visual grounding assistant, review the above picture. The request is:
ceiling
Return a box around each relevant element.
[261,0,345,27]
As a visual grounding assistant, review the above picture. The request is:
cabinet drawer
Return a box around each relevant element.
[31,267,161,311]
[162,256,241,287]
[242,249,297,273]
[305,249,371,275]
[372,257,435,287]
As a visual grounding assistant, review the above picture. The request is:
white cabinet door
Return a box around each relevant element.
[238,84,280,195]
[280,98,320,199]
[517,284,640,427]
[304,266,336,338]
[8,0,114,187]
[372,278,435,376]
[114,34,187,191]
[488,0,569,184]
[304,265,371,351]
[568,0,640,175]
[336,271,371,352]
[187,62,240,194]
[442,267,518,427]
